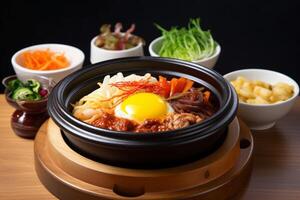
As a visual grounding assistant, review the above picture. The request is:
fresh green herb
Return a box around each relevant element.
[155,18,217,61]
[7,78,45,101]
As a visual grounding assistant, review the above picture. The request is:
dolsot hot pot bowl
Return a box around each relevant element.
[48,57,238,168]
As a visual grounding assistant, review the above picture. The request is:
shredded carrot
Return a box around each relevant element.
[176,77,187,93]
[169,78,178,97]
[170,77,194,96]
[183,79,194,93]
[20,49,69,70]
[203,91,211,103]
[158,76,170,98]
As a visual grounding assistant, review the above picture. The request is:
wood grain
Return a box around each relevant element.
[34,117,252,200]
[1,94,300,200]
[44,118,240,191]
[0,95,55,199]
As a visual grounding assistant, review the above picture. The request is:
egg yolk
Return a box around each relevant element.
[119,92,168,123]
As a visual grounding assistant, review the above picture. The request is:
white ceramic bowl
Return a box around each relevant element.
[224,69,299,130]
[90,35,144,64]
[11,44,85,84]
[148,36,221,69]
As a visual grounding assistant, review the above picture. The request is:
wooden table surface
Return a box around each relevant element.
[0,94,300,200]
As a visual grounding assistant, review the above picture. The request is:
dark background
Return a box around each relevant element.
[1,0,299,92]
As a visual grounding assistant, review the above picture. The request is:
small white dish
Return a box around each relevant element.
[148,36,221,69]
[224,69,299,130]
[11,44,85,84]
[90,35,144,64]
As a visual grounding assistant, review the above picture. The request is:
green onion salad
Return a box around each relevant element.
[155,18,217,61]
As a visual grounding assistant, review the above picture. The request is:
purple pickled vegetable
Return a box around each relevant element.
[39,88,48,97]
[95,22,145,50]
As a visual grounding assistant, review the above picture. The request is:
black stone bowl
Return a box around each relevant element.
[48,57,238,169]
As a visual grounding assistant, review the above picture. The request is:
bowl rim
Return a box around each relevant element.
[223,68,299,107]
[91,35,144,53]
[148,36,221,62]
[11,43,85,74]
[48,56,237,142]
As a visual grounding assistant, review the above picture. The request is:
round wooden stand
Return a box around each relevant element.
[34,118,253,200]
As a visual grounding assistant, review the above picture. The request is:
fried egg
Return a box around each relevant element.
[114,92,174,124]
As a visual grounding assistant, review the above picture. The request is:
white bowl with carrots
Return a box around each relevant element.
[11,44,85,84]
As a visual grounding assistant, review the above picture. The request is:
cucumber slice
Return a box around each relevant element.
[26,79,41,93]
[12,88,41,101]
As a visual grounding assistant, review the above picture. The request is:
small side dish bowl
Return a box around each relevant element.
[2,75,55,138]
[224,69,299,130]
[11,44,85,84]
[90,36,144,64]
[149,36,221,69]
